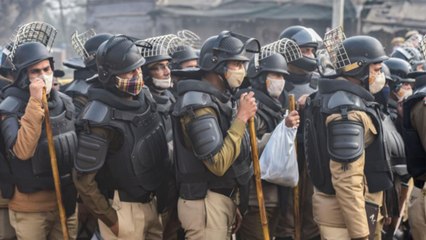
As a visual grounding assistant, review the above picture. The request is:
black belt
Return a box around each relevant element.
[210,187,236,198]
[111,190,155,203]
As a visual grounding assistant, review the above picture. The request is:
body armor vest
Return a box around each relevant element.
[402,86,426,182]
[304,79,393,194]
[0,86,77,195]
[172,80,253,200]
[81,87,169,201]
[283,72,319,100]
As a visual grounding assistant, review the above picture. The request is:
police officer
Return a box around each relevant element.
[303,36,393,240]
[0,41,78,239]
[169,44,199,97]
[275,25,322,240]
[237,46,300,240]
[402,72,426,240]
[172,30,258,239]
[373,61,411,239]
[64,32,113,116]
[73,35,169,240]
[140,35,181,240]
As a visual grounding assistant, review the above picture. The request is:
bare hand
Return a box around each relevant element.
[236,91,257,123]
[232,208,243,234]
[285,110,300,128]
[29,77,45,101]
[110,220,119,237]
[297,94,309,110]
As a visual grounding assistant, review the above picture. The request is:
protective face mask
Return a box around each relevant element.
[266,77,285,98]
[396,88,413,101]
[115,71,144,96]
[152,76,172,89]
[224,67,246,89]
[41,73,54,94]
[368,71,386,94]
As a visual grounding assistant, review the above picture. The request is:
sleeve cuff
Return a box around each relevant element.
[100,208,118,227]
[230,118,247,137]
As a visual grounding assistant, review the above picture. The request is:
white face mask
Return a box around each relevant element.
[224,67,246,89]
[152,77,172,89]
[266,77,285,98]
[41,73,54,94]
[396,88,413,101]
[368,71,386,94]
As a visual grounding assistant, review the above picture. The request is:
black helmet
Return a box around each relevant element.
[84,33,113,70]
[96,35,145,85]
[247,53,288,92]
[170,45,199,70]
[381,63,392,81]
[384,57,416,91]
[279,26,322,72]
[339,35,388,81]
[279,25,322,49]
[391,46,425,70]
[0,47,13,78]
[11,42,54,89]
[199,31,259,72]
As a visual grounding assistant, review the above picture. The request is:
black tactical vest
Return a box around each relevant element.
[80,87,169,201]
[304,79,393,194]
[402,86,426,183]
[0,86,77,195]
[172,80,253,200]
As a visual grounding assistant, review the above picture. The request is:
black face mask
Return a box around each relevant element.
[374,85,390,106]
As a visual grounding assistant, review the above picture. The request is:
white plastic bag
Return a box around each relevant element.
[259,121,299,187]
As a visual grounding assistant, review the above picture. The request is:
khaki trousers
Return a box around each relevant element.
[178,190,236,240]
[408,186,426,240]
[9,208,77,240]
[98,191,163,240]
[0,208,15,240]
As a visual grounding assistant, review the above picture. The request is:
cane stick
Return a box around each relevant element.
[42,88,69,240]
[249,117,270,240]
[289,94,301,240]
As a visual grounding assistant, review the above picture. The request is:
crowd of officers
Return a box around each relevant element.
[0,22,425,240]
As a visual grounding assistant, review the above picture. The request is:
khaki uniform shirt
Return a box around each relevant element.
[312,110,383,239]
[180,107,247,176]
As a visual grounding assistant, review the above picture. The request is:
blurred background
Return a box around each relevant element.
[1,0,425,78]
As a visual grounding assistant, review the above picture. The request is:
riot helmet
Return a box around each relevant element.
[170,45,199,70]
[83,33,113,70]
[279,26,322,71]
[383,57,416,93]
[248,53,288,94]
[11,42,54,89]
[96,35,146,86]
[338,35,388,81]
[391,46,425,71]
[199,31,259,73]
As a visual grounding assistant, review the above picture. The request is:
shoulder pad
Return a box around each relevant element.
[327,91,365,111]
[327,120,364,163]
[80,100,111,124]
[0,96,24,115]
[64,79,92,97]
[57,91,76,119]
[173,91,213,116]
